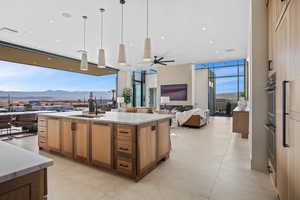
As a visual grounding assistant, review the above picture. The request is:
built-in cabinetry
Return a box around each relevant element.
[73,120,89,162]
[37,116,48,151]
[91,122,113,169]
[47,118,60,152]
[268,0,300,199]
[38,116,171,181]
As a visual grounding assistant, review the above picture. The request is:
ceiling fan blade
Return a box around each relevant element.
[159,62,167,66]
[162,60,175,63]
[157,57,164,62]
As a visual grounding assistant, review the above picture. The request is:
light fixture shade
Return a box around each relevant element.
[98,48,106,68]
[80,51,88,71]
[144,37,152,61]
[118,44,127,65]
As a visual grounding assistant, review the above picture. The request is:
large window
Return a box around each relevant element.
[132,71,146,107]
[195,59,246,116]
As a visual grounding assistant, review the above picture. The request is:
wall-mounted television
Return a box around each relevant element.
[161,84,187,101]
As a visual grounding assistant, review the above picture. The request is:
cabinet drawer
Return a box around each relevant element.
[116,157,133,175]
[117,127,133,140]
[117,140,132,154]
[38,120,47,127]
[39,136,47,142]
[39,139,47,148]
[38,126,47,132]
[38,130,47,138]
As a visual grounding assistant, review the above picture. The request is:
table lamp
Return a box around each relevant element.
[160,96,170,111]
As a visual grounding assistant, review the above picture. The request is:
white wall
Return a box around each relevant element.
[194,68,209,109]
[158,64,193,106]
[249,0,268,172]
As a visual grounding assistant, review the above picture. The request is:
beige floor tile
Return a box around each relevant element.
[5,117,275,200]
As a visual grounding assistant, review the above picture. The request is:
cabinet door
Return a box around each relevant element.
[74,121,89,162]
[286,1,300,199]
[276,13,289,200]
[157,120,171,161]
[268,0,276,61]
[91,123,113,168]
[47,119,60,152]
[137,123,157,176]
[61,119,73,158]
[275,0,287,24]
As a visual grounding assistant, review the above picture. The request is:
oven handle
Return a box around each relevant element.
[282,80,289,148]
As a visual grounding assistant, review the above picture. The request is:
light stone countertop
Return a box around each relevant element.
[39,111,173,125]
[0,141,53,183]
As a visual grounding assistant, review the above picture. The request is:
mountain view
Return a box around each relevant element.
[0,90,113,101]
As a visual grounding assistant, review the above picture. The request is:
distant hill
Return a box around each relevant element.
[0,90,113,101]
[216,92,238,101]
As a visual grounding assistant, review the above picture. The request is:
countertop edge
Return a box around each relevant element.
[38,113,173,125]
[0,160,53,184]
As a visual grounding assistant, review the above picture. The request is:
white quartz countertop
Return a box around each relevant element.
[0,141,53,183]
[0,111,53,116]
[39,111,173,125]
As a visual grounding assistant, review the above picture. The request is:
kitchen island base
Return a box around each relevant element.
[0,169,48,200]
[38,112,172,181]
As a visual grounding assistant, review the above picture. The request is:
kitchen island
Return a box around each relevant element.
[37,111,172,181]
[0,141,53,200]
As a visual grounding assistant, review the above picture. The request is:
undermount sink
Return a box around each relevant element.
[70,114,103,119]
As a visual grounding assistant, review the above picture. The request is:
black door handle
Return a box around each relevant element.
[282,80,289,148]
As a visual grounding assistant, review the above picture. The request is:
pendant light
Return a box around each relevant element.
[80,16,88,71]
[98,8,106,68]
[144,0,151,61]
[118,0,127,65]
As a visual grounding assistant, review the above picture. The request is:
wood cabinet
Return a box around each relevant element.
[91,122,113,168]
[270,0,300,199]
[47,118,61,152]
[137,122,157,177]
[38,115,171,181]
[0,169,47,200]
[232,111,249,139]
[61,119,73,158]
[38,116,48,151]
[73,120,89,162]
[115,125,136,177]
[157,119,171,160]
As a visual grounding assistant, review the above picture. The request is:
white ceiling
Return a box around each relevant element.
[0,0,250,68]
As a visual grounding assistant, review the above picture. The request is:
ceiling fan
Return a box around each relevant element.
[152,56,175,66]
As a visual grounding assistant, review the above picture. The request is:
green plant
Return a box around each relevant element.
[122,88,132,106]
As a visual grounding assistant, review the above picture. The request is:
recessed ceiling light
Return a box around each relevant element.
[201,26,207,31]
[161,36,166,40]
[216,50,219,54]
[62,12,72,18]
[225,48,235,52]
[55,39,61,43]
[49,19,55,24]
[209,40,214,45]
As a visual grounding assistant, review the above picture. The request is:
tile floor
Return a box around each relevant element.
[6,117,277,200]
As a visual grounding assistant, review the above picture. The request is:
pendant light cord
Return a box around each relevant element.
[100,10,104,49]
[83,16,87,51]
[146,0,149,38]
[121,4,124,44]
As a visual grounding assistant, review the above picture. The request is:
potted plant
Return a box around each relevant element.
[122,88,132,107]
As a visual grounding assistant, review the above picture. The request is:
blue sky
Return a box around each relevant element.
[195,59,245,94]
[0,61,116,91]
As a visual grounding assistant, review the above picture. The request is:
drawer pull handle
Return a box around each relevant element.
[120,164,128,168]
[119,131,129,134]
[119,147,129,151]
